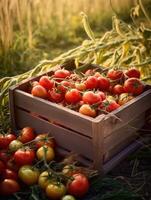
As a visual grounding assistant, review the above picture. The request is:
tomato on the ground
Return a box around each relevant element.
[18,165,39,185]
[0,134,16,149]
[14,148,35,166]
[61,195,76,200]
[0,160,5,175]
[3,169,18,180]
[46,182,66,200]
[67,173,89,197]
[38,171,53,189]
[9,140,23,152]
[36,145,55,162]
[35,133,55,149]
[0,179,20,196]
[18,127,35,144]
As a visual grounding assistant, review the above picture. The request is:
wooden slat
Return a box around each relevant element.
[14,89,93,136]
[103,140,141,174]
[104,113,145,153]
[15,108,93,159]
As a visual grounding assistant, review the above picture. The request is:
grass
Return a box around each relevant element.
[0,0,133,78]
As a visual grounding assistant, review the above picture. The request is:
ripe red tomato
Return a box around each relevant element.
[125,68,140,78]
[85,76,98,89]
[6,157,20,172]
[97,76,110,91]
[82,91,101,105]
[14,148,35,166]
[79,104,96,117]
[65,89,81,104]
[39,76,54,90]
[124,78,144,95]
[0,134,16,149]
[97,91,106,101]
[0,150,11,163]
[48,88,64,103]
[31,85,48,99]
[107,69,123,80]
[35,134,56,149]
[54,69,71,80]
[112,84,125,95]
[101,100,120,112]
[18,127,35,143]
[3,169,18,180]
[0,179,20,196]
[67,173,89,197]
[57,81,73,93]
[0,160,5,175]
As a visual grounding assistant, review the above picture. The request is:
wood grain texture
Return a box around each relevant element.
[14,89,93,136]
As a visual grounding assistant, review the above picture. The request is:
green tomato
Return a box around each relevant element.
[62,195,76,200]
[18,165,39,185]
[9,140,23,152]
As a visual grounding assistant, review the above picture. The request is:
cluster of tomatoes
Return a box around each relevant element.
[31,67,144,117]
[0,127,90,199]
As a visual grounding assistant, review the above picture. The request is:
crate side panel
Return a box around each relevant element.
[102,90,151,138]
[15,108,93,159]
[14,90,92,137]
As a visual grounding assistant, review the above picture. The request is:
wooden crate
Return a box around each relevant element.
[9,65,151,173]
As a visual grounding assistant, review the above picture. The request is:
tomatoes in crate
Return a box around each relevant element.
[29,66,144,118]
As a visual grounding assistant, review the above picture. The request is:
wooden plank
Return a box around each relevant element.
[15,108,93,159]
[103,140,141,174]
[91,117,105,171]
[9,87,17,130]
[104,113,145,153]
[14,89,93,136]
[14,107,145,159]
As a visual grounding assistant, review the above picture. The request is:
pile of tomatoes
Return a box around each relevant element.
[0,127,90,199]
[31,67,144,117]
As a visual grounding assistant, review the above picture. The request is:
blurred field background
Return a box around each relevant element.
[1,0,151,78]
[0,0,146,78]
